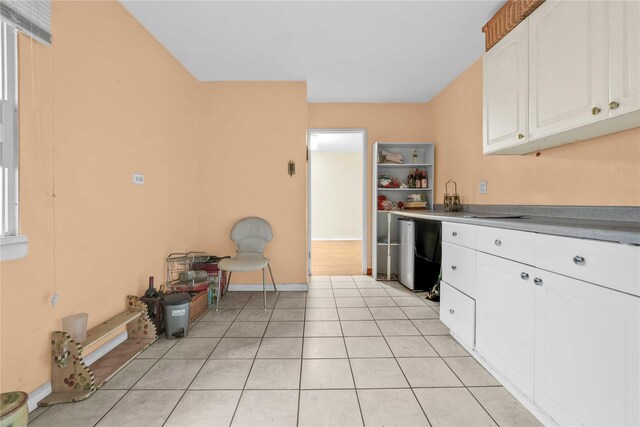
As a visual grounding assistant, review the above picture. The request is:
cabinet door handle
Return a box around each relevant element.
[452,231,457,237]
[520,272,529,280]
[534,278,543,286]
[494,239,502,247]
[449,309,455,314]
[518,133,524,139]
[592,107,602,115]
[451,265,457,271]
[609,101,620,110]
[573,255,585,265]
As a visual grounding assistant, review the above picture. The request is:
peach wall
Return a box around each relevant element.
[197,82,308,285]
[428,59,640,206]
[307,103,433,269]
[1,1,200,394]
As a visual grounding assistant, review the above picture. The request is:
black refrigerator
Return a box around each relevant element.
[398,218,442,291]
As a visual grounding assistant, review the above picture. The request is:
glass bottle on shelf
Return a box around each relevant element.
[415,169,422,188]
[422,170,428,188]
[408,170,414,188]
[412,150,418,164]
[144,276,158,298]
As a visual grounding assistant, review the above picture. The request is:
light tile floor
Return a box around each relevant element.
[29,276,542,427]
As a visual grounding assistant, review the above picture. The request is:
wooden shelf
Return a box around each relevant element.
[82,311,141,349]
[373,142,434,280]
[40,296,157,407]
[91,337,156,386]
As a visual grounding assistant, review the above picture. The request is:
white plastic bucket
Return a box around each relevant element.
[62,313,88,342]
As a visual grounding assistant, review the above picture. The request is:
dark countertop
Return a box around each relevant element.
[386,209,640,245]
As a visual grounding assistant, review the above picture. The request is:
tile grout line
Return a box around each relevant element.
[378,281,500,426]
[228,289,279,427]
[157,293,252,427]
[443,359,502,427]
[358,278,435,427]
[296,292,307,427]
[158,306,233,427]
[92,337,174,426]
[334,277,367,426]
[226,291,261,427]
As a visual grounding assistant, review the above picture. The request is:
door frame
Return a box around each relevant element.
[307,128,368,276]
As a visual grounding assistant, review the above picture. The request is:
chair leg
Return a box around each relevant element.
[268,263,277,292]
[262,268,267,310]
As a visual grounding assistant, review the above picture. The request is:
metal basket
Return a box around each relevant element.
[444,180,462,212]
[165,252,210,290]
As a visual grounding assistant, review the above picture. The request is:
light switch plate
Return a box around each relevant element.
[133,173,144,185]
[479,181,487,194]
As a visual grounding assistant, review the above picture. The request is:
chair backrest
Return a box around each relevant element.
[230,217,273,254]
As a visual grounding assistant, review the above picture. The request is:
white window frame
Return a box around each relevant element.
[1,21,27,261]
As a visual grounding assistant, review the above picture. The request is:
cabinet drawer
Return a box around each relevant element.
[440,281,476,349]
[442,242,477,298]
[476,226,534,265]
[535,233,640,297]
[442,222,476,248]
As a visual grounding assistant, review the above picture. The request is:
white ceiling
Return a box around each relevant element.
[121,0,503,103]
[309,132,364,152]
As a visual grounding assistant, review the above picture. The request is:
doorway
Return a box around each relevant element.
[307,129,367,276]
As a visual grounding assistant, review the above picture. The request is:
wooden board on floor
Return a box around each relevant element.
[311,240,363,276]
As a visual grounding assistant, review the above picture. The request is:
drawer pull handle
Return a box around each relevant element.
[534,278,543,286]
[494,239,502,247]
[451,265,457,271]
[452,231,457,237]
[520,272,529,280]
[449,309,455,314]
[573,255,585,265]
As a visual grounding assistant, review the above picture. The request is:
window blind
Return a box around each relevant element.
[1,0,51,45]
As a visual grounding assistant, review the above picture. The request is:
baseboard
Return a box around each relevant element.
[311,238,362,241]
[84,331,128,365]
[450,332,558,427]
[27,382,51,412]
[27,331,128,412]
[227,283,308,292]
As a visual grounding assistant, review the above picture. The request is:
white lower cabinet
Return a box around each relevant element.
[442,242,477,298]
[533,269,640,427]
[476,252,535,398]
[440,281,475,348]
[442,220,640,426]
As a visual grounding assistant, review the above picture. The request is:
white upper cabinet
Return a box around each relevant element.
[609,0,640,118]
[483,0,640,155]
[528,0,608,140]
[483,20,528,154]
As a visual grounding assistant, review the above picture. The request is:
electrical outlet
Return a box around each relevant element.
[132,173,144,185]
[479,181,487,194]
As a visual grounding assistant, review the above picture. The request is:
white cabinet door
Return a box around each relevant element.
[476,252,535,398]
[609,0,640,118]
[483,19,528,154]
[529,0,608,140]
[534,269,640,427]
